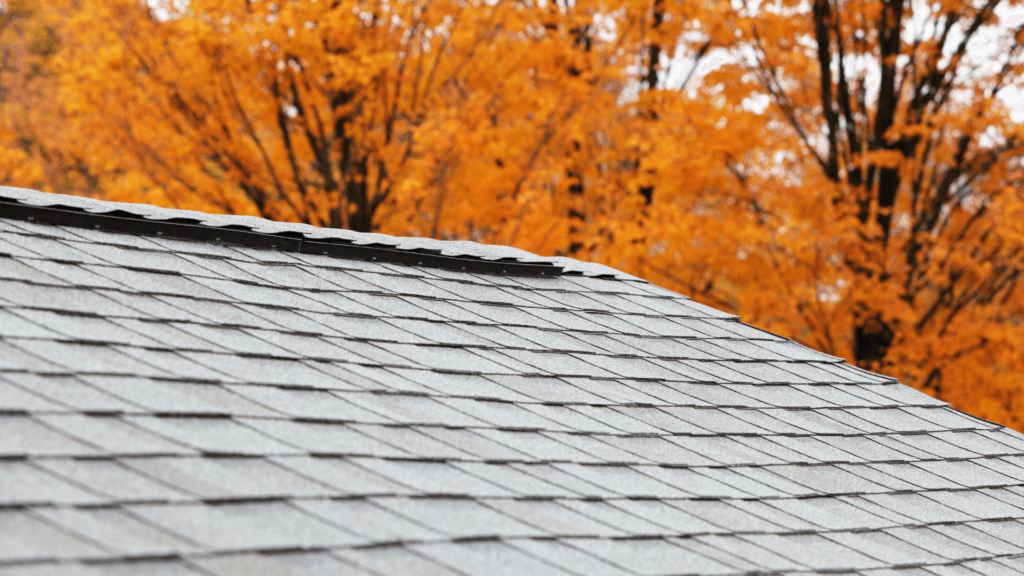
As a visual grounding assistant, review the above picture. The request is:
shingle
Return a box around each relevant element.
[613,499,722,534]
[641,466,752,498]
[83,377,275,416]
[299,311,425,342]
[672,436,782,465]
[189,277,335,311]
[0,235,107,264]
[385,344,517,374]
[373,497,542,537]
[1,373,135,412]
[502,326,605,353]
[568,405,665,434]
[926,490,1024,519]
[767,464,888,494]
[520,404,623,434]
[333,546,464,576]
[741,533,884,570]
[11,310,157,346]
[125,416,298,455]
[692,535,799,571]
[769,436,865,464]
[0,256,70,284]
[36,508,197,556]
[156,297,269,326]
[0,510,107,561]
[0,376,66,411]
[557,499,675,535]
[36,459,191,502]
[452,462,571,496]
[352,459,512,496]
[190,551,373,576]
[507,539,631,576]
[567,537,735,576]
[244,418,404,456]
[580,312,656,335]
[38,414,193,455]
[413,541,572,576]
[861,493,975,523]
[443,399,564,431]
[9,340,168,377]
[722,384,829,407]
[293,499,442,541]
[602,435,717,465]
[324,363,430,392]
[915,460,1017,488]
[0,415,101,457]
[860,463,954,490]
[108,319,222,355]
[394,370,533,401]
[114,348,232,381]
[182,353,345,387]
[271,455,414,495]
[121,456,333,499]
[386,318,497,347]
[341,392,485,427]
[494,349,614,377]
[509,463,615,496]
[0,461,105,505]
[548,432,648,462]
[767,409,865,434]
[351,423,475,459]
[454,324,545,349]
[345,292,446,319]
[929,523,1024,555]
[565,377,667,404]
[89,267,231,300]
[885,526,991,561]
[415,427,530,461]
[130,501,362,549]
[664,407,767,434]
[0,282,140,317]
[767,496,891,530]
[825,531,944,566]
[729,499,823,530]
[935,430,1021,454]
[97,289,201,321]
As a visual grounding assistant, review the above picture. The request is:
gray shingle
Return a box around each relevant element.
[190,551,372,576]
[120,456,333,499]
[567,538,734,575]
[129,501,362,549]
[413,541,572,576]
[0,510,107,561]
[35,508,197,556]
[4,192,1024,575]
[36,459,191,502]
[333,546,464,576]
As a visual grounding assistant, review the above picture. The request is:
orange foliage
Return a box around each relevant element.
[5,0,1024,427]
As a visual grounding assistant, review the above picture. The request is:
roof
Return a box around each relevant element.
[1,187,1024,576]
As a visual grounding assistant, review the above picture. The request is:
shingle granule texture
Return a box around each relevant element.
[2,186,1024,575]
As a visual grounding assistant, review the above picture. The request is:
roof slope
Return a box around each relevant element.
[1,188,1024,576]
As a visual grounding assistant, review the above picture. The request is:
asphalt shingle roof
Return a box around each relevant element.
[2,186,1024,575]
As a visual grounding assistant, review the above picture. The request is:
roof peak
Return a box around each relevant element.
[0,187,634,279]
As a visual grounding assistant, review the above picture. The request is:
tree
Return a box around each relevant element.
[53,0,644,238]
[605,0,1024,425]
[9,0,1024,427]
[0,0,93,194]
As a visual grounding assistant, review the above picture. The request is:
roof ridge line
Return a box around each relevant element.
[0,197,562,277]
[0,187,644,279]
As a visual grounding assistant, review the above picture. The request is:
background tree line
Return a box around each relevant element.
[4,0,1024,426]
